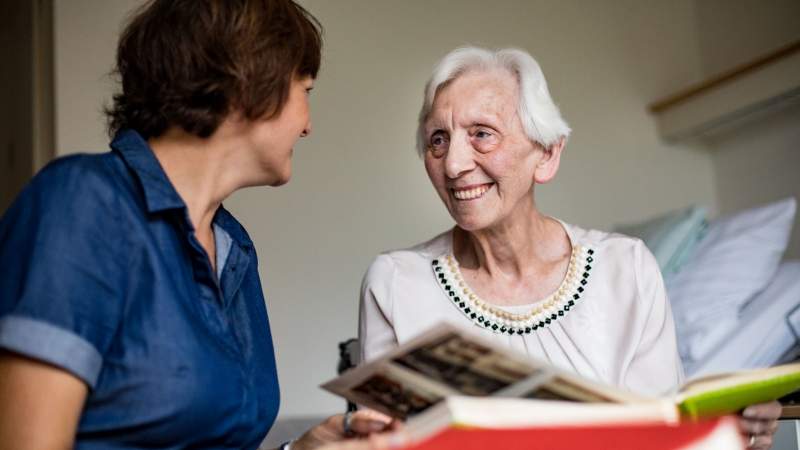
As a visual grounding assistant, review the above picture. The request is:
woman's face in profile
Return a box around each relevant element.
[243,76,314,186]
[422,69,543,231]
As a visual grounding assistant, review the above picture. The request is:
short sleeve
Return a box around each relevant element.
[0,157,129,388]
[358,254,399,363]
[623,240,685,395]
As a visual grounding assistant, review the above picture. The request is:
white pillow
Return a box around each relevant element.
[684,261,800,377]
[667,197,797,362]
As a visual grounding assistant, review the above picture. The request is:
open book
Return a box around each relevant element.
[322,322,800,421]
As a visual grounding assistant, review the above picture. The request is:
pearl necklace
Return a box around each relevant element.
[432,245,595,335]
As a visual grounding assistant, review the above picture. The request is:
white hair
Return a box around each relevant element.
[416,46,571,156]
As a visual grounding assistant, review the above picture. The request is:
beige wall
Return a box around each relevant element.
[54,0,721,417]
[54,0,125,154]
[694,0,800,258]
[707,103,800,258]
[695,0,800,76]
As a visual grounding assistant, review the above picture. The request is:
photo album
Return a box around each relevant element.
[322,322,800,422]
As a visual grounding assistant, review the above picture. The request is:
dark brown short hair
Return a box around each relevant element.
[106,0,322,139]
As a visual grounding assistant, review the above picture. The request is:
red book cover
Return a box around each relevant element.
[401,417,744,450]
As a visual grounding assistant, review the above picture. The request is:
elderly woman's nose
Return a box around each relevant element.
[444,138,476,179]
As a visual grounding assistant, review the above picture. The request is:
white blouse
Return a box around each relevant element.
[358,221,685,397]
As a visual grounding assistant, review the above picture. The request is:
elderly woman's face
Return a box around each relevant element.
[423,69,544,231]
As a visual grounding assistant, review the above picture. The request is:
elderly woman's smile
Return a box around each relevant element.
[451,183,494,200]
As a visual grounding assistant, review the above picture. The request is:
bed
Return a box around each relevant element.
[686,261,800,378]
[615,197,799,378]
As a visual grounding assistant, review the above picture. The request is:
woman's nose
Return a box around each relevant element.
[444,135,475,179]
[301,121,312,137]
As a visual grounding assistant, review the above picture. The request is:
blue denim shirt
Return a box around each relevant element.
[0,130,280,449]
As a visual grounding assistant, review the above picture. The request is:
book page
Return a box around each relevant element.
[406,397,679,437]
[391,332,540,395]
[322,325,549,418]
[529,375,620,402]
[321,322,646,420]
[346,365,446,419]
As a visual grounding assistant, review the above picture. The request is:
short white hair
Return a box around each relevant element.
[416,46,571,156]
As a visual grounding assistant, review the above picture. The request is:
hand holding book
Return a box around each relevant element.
[288,410,402,450]
[738,401,781,450]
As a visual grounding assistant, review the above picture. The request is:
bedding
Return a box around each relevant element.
[685,261,800,378]
[668,197,797,361]
[614,205,707,276]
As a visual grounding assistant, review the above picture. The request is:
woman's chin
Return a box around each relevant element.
[243,171,290,188]
[269,173,291,187]
[451,213,494,233]
[265,164,292,187]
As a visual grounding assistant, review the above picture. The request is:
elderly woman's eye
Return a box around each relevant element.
[428,132,449,154]
[470,127,499,152]
[473,128,494,139]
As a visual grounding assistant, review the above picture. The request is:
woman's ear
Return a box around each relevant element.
[533,137,565,184]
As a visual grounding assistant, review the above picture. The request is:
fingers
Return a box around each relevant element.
[739,402,781,450]
[742,401,782,421]
[387,419,405,432]
[348,410,395,435]
[738,416,778,435]
[295,412,404,450]
[747,433,774,450]
[355,410,404,432]
[353,409,395,424]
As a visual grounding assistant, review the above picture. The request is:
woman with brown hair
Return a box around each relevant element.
[0,1,393,449]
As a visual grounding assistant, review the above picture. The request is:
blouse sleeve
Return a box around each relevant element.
[623,240,685,396]
[358,254,399,363]
[0,159,129,388]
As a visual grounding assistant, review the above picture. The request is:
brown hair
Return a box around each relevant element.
[106,0,322,139]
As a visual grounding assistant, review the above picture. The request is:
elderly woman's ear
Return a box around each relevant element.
[532,137,566,184]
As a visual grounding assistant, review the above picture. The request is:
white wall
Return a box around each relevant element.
[54,0,720,417]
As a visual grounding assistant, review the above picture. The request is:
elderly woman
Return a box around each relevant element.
[0,1,394,449]
[359,47,781,449]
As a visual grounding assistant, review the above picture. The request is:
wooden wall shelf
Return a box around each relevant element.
[648,40,800,142]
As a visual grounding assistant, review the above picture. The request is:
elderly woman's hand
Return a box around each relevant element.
[291,410,403,450]
[739,401,782,450]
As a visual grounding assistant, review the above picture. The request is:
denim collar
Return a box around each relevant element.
[213,207,254,249]
[112,129,185,214]
[112,129,253,248]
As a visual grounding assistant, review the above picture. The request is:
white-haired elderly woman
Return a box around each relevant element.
[358,47,781,450]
